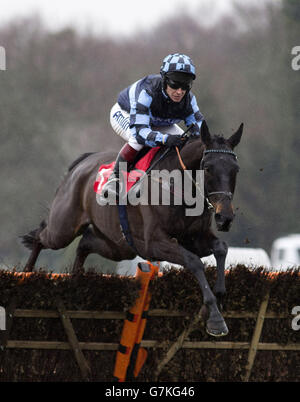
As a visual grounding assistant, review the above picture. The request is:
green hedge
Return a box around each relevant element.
[0,266,299,382]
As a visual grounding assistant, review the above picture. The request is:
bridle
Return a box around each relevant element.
[176,146,238,212]
[201,149,237,201]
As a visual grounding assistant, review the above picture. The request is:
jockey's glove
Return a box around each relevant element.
[189,125,200,137]
[165,134,184,147]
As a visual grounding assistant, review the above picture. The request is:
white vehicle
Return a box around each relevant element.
[116,246,271,276]
[270,234,300,270]
[201,247,271,269]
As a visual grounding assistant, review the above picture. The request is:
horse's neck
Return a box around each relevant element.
[154,139,205,171]
[177,139,205,170]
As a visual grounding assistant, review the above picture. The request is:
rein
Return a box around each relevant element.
[175,146,214,210]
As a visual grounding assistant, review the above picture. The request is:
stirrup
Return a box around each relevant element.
[102,176,121,197]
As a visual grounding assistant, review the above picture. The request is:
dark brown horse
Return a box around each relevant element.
[21,120,243,336]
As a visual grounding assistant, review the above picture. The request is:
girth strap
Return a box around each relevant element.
[117,204,138,253]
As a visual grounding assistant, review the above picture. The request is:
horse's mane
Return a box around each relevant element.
[68,152,96,172]
[66,134,227,173]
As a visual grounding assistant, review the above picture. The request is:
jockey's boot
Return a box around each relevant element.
[101,143,139,200]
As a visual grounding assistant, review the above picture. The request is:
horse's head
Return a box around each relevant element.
[200,120,243,232]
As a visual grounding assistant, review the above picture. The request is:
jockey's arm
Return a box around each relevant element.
[184,94,204,135]
[129,89,169,148]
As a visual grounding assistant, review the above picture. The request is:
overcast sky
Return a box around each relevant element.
[0,0,269,37]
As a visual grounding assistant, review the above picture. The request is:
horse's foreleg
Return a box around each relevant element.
[145,238,228,336]
[179,245,228,336]
[211,239,228,311]
[187,234,228,312]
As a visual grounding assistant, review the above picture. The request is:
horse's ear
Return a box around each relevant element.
[200,120,212,147]
[228,123,243,149]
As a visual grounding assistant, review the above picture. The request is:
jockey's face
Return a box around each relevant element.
[166,85,186,103]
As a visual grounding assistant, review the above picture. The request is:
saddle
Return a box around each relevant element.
[94,147,161,195]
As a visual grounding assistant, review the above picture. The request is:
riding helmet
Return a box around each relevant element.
[160,53,196,80]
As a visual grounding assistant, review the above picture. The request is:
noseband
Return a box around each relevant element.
[200,149,238,207]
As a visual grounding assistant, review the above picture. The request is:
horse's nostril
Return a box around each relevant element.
[215,213,234,232]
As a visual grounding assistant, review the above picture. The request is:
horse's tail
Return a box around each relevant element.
[20,220,47,250]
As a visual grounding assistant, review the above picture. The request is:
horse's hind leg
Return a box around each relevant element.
[72,226,126,274]
[72,226,105,274]
[24,243,43,272]
[22,212,87,272]
[72,228,93,274]
[21,220,46,272]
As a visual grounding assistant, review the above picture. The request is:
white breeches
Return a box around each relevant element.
[110,103,183,151]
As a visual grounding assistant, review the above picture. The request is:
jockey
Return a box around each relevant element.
[102,53,204,198]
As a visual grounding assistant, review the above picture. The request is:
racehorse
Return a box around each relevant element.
[21,120,243,336]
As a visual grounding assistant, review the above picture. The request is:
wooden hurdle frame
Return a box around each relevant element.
[1,290,299,381]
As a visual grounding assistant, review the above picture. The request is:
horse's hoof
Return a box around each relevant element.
[206,319,229,337]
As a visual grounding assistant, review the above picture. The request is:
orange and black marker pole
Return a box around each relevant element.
[113,261,158,382]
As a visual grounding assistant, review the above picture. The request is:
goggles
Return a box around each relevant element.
[165,77,193,91]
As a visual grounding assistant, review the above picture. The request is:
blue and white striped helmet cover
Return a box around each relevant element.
[160,53,196,78]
